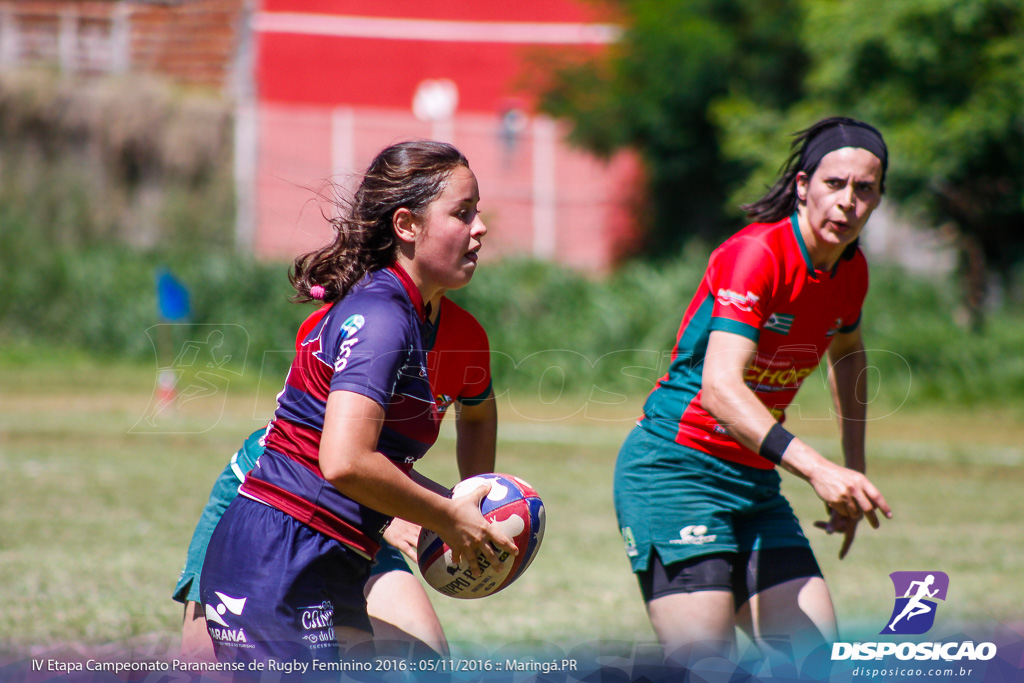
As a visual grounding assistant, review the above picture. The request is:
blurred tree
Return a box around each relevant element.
[715,0,1024,329]
[537,0,807,256]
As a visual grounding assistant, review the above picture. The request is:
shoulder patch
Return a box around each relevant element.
[716,288,761,312]
[340,314,365,339]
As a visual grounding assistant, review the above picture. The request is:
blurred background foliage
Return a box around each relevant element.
[3,1,1024,408]
[538,0,808,251]
[540,0,1024,327]
[4,200,1023,410]
[0,67,235,253]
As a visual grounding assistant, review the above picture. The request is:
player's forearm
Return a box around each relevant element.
[775,437,836,483]
[702,362,837,481]
[319,391,455,531]
[829,342,868,472]
[325,448,455,531]
[455,395,497,478]
[702,330,785,455]
[701,378,781,455]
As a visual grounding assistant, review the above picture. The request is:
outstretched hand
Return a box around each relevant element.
[809,462,892,559]
[810,460,891,520]
[814,508,861,559]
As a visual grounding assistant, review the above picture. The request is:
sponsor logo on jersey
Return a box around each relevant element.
[340,314,365,339]
[333,337,360,372]
[669,525,717,545]
[743,364,815,389]
[716,288,761,312]
[300,601,336,648]
[329,314,367,372]
[205,592,249,645]
[305,313,366,371]
[763,313,795,335]
[831,570,997,665]
[435,393,455,413]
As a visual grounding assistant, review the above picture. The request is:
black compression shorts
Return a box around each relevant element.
[637,548,822,607]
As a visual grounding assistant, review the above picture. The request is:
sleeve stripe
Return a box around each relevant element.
[457,381,493,406]
[839,313,861,334]
[709,317,760,342]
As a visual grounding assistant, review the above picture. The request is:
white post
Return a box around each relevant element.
[532,115,558,260]
[329,106,356,222]
[233,100,258,253]
[110,3,131,73]
[58,10,77,73]
[0,9,19,67]
[232,0,257,253]
[330,106,355,177]
[413,78,458,144]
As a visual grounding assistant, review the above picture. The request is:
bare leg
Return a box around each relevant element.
[180,601,216,662]
[336,625,374,659]
[365,571,449,657]
[741,577,837,668]
[646,590,736,665]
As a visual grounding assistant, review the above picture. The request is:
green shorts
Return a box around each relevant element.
[173,430,411,605]
[613,425,811,574]
[173,447,247,604]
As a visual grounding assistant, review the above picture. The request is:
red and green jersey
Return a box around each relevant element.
[639,214,868,469]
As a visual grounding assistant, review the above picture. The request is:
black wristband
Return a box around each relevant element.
[759,423,795,465]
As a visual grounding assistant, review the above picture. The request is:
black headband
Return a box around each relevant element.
[801,122,888,178]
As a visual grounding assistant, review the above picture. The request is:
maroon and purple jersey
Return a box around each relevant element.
[242,265,438,558]
[640,214,868,469]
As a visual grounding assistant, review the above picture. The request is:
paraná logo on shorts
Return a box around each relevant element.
[205,592,248,645]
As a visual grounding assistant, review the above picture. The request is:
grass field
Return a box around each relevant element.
[1,353,1023,662]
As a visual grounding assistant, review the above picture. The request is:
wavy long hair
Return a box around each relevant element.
[289,140,470,303]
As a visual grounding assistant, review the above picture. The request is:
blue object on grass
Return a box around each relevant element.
[157,268,191,322]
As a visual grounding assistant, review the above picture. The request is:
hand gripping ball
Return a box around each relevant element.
[417,473,545,599]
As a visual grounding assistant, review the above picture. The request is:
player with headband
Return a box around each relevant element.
[613,117,893,669]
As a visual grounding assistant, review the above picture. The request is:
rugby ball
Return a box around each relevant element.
[417,473,545,599]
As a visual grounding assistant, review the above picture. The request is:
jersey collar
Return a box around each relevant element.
[386,263,428,323]
[790,213,842,279]
[422,300,442,351]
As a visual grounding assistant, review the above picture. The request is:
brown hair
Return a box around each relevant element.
[289,140,470,303]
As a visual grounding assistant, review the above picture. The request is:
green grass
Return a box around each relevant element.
[1,357,1022,660]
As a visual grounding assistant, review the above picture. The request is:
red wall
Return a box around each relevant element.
[255,0,615,111]
[249,0,639,269]
[261,1,609,22]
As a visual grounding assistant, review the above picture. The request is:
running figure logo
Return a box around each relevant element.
[881,571,949,635]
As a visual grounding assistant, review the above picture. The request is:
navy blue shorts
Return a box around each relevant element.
[200,496,373,666]
[174,453,410,606]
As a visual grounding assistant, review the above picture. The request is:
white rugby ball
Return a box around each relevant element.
[417,473,545,599]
